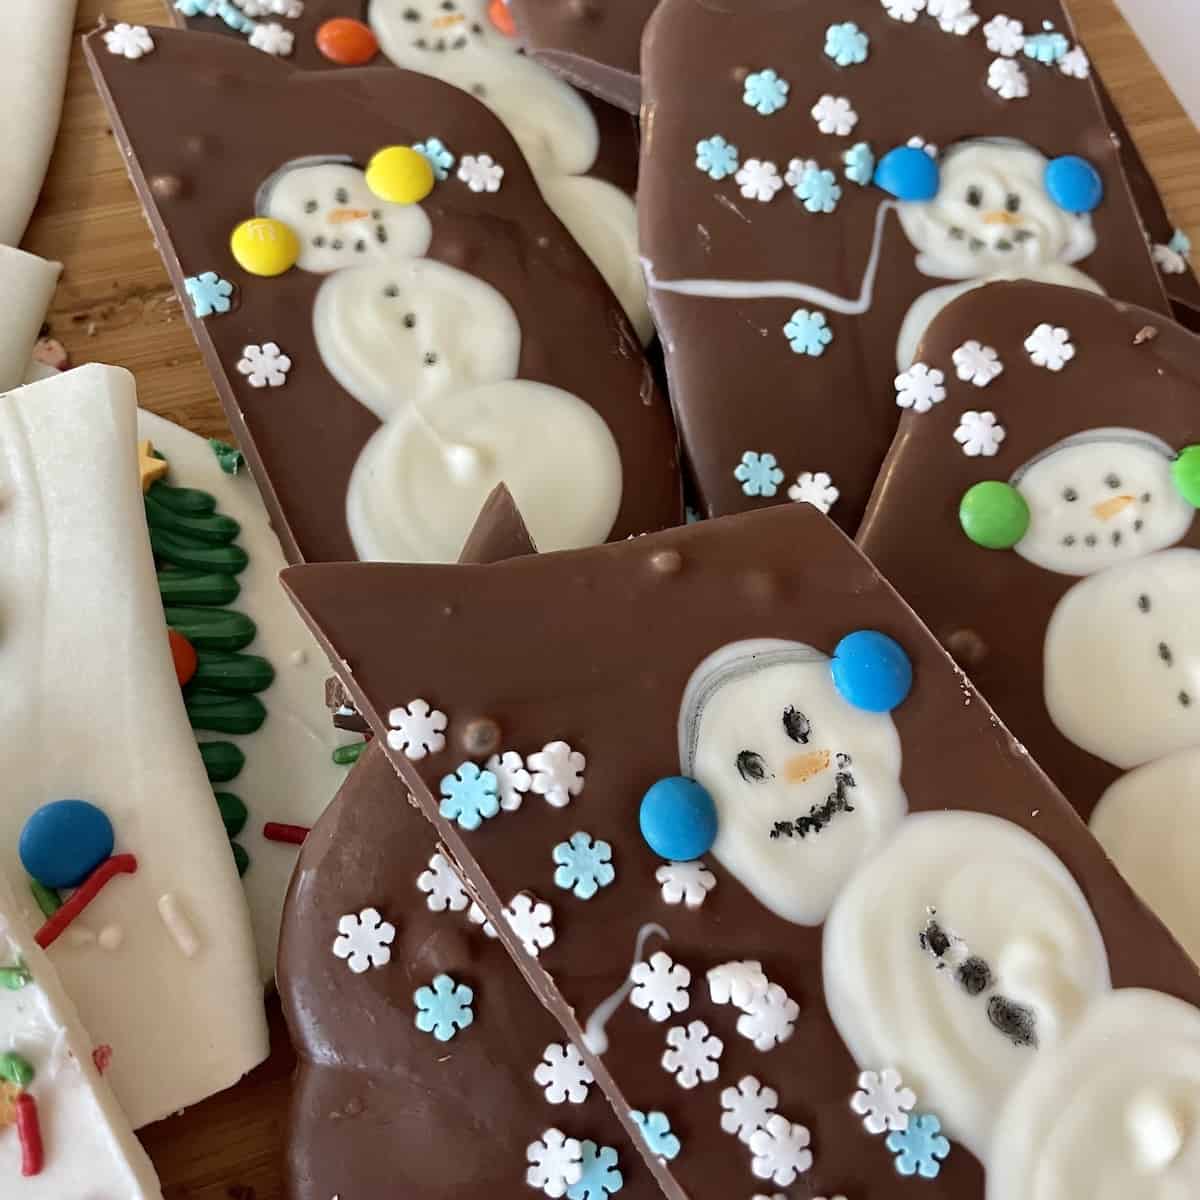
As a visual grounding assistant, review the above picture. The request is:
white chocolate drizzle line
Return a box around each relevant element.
[641,199,897,315]
[582,922,668,1054]
[158,893,200,959]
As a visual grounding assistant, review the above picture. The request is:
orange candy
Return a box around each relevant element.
[169,628,198,687]
[315,18,379,66]
[488,0,517,36]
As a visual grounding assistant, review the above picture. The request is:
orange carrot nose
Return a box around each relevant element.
[982,211,1021,226]
[784,749,831,784]
[1092,494,1135,521]
[489,0,517,35]
[327,208,370,225]
[432,12,465,28]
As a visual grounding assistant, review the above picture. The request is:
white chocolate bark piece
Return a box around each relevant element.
[0,246,60,391]
[0,366,267,1128]
[0,1,76,248]
[0,867,163,1198]
[137,410,348,980]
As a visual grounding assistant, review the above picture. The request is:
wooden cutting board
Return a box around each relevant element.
[20,0,1200,1195]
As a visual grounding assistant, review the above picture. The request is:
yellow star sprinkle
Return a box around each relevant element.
[139,440,168,493]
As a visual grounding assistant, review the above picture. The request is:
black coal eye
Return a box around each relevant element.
[1141,492,1151,503]
[1105,474,1121,489]
[383,284,399,297]
[441,0,455,8]
[736,750,768,783]
[1005,193,1020,213]
[335,187,349,204]
[402,312,416,328]
[404,7,420,19]
[782,706,811,744]
[966,186,983,208]
[1181,691,1193,708]
[1063,487,1078,502]
[1138,593,1151,612]
[303,199,318,214]
[423,351,439,366]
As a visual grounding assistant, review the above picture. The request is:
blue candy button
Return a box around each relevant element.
[831,631,913,713]
[19,800,114,890]
[1044,155,1103,214]
[639,777,718,861]
[873,146,940,202]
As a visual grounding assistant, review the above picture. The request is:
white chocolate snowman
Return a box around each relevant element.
[365,0,651,342]
[318,257,623,562]
[895,139,1103,368]
[678,639,909,927]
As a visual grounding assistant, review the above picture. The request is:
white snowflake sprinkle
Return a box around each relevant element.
[630,950,691,1022]
[249,20,295,55]
[332,907,395,973]
[735,159,784,203]
[736,983,799,1052]
[467,900,498,938]
[1059,45,1090,79]
[386,699,447,759]
[236,341,292,388]
[707,961,770,1009]
[534,1043,595,1104]
[787,470,839,514]
[416,852,470,913]
[928,0,979,35]
[954,410,1006,457]
[655,861,716,909]
[895,363,946,412]
[881,0,925,22]
[850,1067,917,1134]
[1154,242,1189,276]
[906,135,938,159]
[982,13,1024,55]
[504,893,555,957]
[784,157,819,191]
[1025,323,1075,370]
[749,1114,813,1186]
[104,23,155,59]
[268,0,304,14]
[811,95,858,136]
[719,1075,779,1144]
[526,1128,584,1198]
[486,750,532,811]
[457,153,504,193]
[753,1195,788,1200]
[661,1020,723,1089]
[988,57,1029,100]
[528,741,586,807]
[952,339,1003,387]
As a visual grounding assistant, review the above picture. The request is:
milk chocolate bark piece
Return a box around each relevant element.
[509,0,654,113]
[86,26,679,565]
[282,504,1200,1198]
[640,0,1168,532]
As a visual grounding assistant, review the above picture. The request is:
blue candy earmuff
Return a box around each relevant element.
[830,631,913,714]
[1044,155,1104,214]
[873,145,941,202]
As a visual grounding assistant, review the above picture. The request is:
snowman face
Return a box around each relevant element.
[313,257,522,424]
[367,0,513,64]
[897,140,1096,281]
[1013,430,1193,575]
[988,989,1200,1200]
[823,811,1111,1160]
[258,159,433,274]
[1044,547,1200,769]
[679,640,908,927]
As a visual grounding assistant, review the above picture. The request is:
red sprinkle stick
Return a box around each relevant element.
[264,822,309,846]
[35,854,138,949]
[16,1092,43,1176]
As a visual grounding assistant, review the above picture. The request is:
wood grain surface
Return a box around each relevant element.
[23,1,1200,1195]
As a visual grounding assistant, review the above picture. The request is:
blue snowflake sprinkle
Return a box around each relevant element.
[743,69,790,116]
[566,1141,623,1200]
[784,308,833,357]
[794,165,841,214]
[184,272,234,318]
[734,451,785,498]
[631,1111,681,1161]
[695,135,740,181]
[886,1113,951,1179]
[1170,228,1192,257]
[825,22,869,67]
[1023,30,1069,64]
[413,973,474,1042]
[413,137,456,182]
[438,762,499,831]
[685,507,703,524]
[843,141,876,187]
[553,831,615,900]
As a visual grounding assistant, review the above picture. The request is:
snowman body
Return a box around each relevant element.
[895,140,1103,368]
[365,0,650,341]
